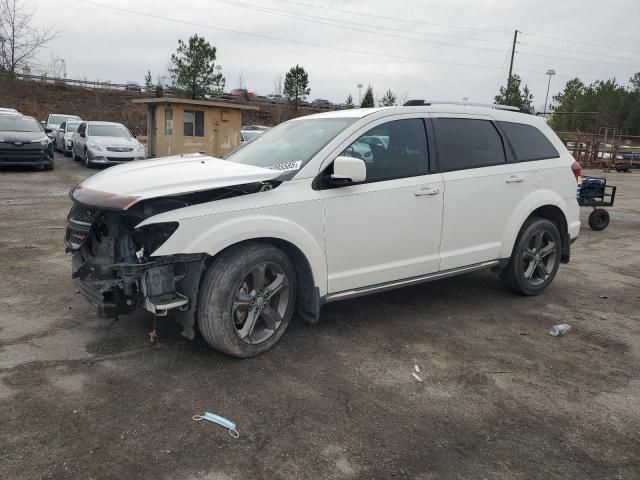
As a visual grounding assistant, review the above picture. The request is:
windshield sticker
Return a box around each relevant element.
[265,161,302,172]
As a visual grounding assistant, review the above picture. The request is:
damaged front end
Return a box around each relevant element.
[65,198,207,338]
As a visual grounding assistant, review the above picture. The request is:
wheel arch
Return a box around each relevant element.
[501,191,571,263]
[203,237,321,323]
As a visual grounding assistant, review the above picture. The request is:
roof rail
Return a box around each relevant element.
[403,100,523,112]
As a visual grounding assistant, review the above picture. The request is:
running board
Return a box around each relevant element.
[325,261,500,303]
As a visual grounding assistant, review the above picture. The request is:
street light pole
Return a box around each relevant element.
[543,69,556,117]
[357,83,363,104]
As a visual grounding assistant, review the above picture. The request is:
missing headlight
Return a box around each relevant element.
[134,222,179,255]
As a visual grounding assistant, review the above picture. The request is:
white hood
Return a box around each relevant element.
[72,153,281,208]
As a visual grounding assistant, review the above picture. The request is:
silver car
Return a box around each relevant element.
[43,113,81,144]
[54,120,82,156]
[72,121,146,167]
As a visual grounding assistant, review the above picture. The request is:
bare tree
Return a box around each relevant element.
[47,55,66,78]
[0,0,58,75]
[271,73,288,124]
[398,90,410,106]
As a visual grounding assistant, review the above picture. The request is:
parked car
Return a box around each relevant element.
[266,94,286,104]
[230,88,255,99]
[241,125,270,143]
[0,115,54,170]
[125,82,141,92]
[71,121,146,167]
[65,102,580,357]
[43,113,81,144]
[54,120,82,156]
[311,99,332,108]
[0,107,20,114]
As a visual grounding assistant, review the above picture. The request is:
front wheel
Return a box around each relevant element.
[501,217,562,296]
[197,242,297,357]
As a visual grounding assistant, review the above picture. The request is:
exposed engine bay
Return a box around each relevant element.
[65,181,276,339]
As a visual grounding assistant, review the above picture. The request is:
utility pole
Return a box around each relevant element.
[506,30,519,102]
[543,69,556,116]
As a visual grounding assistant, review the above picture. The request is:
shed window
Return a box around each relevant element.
[165,107,173,135]
[184,110,204,137]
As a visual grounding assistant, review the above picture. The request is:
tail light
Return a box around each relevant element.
[571,160,582,183]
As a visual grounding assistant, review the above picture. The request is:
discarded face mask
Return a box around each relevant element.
[193,411,239,438]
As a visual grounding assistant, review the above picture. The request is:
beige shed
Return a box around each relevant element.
[132,97,259,158]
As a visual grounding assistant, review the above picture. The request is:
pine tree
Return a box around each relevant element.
[283,64,310,110]
[361,85,374,107]
[345,94,355,109]
[379,89,397,106]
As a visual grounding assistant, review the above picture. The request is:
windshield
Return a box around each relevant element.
[88,124,131,138]
[0,116,42,133]
[66,121,81,133]
[49,115,80,125]
[227,118,357,171]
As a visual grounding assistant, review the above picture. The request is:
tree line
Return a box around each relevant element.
[495,72,640,135]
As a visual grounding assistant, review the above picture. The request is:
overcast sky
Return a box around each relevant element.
[32,0,640,109]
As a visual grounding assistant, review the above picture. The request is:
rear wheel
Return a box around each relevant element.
[83,148,91,168]
[501,217,562,296]
[197,242,297,357]
[588,209,609,231]
[72,144,80,161]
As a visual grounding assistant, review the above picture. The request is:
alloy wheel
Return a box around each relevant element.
[522,229,557,286]
[232,261,290,345]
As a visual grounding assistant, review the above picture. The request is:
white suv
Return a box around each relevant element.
[65,102,580,357]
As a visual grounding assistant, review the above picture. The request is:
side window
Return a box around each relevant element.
[499,121,560,161]
[433,118,505,171]
[59,121,66,132]
[184,110,205,137]
[184,111,194,136]
[341,119,428,182]
[78,123,85,135]
[195,111,205,137]
[165,107,173,135]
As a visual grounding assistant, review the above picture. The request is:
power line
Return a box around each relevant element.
[209,0,509,53]
[521,32,640,57]
[268,0,512,34]
[212,0,511,47]
[519,41,640,64]
[72,0,507,71]
[517,49,639,68]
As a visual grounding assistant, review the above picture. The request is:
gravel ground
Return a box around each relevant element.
[0,156,639,480]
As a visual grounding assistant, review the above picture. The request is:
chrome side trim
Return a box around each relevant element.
[325,260,500,303]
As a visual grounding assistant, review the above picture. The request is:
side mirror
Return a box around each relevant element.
[331,155,366,183]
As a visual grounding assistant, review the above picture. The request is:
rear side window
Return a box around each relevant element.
[499,121,559,161]
[433,118,505,171]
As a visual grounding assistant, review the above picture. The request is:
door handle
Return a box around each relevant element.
[505,175,525,183]
[414,186,440,196]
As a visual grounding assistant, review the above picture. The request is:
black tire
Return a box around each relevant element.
[588,209,610,231]
[83,148,91,168]
[197,242,297,357]
[43,160,54,171]
[501,217,562,296]
[64,150,72,157]
[72,144,80,161]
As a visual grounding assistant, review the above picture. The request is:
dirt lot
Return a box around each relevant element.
[1,156,639,480]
